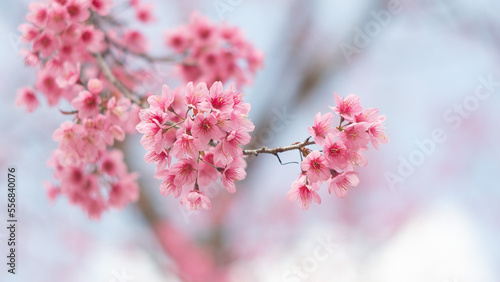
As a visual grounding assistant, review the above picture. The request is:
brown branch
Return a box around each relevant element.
[93,52,143,106]
[107,38,181,63]
[243,137,314,156]
[96,49,315,154]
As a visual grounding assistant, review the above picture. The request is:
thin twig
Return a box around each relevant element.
[93,52,143,106]
[242,137,314,156]
[107,38,181,63]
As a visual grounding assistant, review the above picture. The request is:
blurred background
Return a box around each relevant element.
[1,0,500,281]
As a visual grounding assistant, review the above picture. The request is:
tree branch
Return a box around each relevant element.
[95,50,314,156]
[93,52,143,106]
[107,37,182,64]
[243,137,314,156]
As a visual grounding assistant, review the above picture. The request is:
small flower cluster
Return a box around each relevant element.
[16,0,111,110]
[130,0,156,24]
[136,81,254,210]
[45,78,141,218]
[164,12,264,87]
[287,93,389,209]
[16,0,265,218]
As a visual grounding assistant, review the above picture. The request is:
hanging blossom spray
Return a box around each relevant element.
[16,0,387,218]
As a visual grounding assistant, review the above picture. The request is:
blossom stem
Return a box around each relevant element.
[170,108,186,121]
[337,116,345,131]
[199,157,219,171]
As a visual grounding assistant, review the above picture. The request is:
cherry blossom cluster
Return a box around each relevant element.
[15,0,162,113]
[287,93,389,209]
[44,78,141,218]
[164,12,264,87]
[130,0,156,24]
[16,0,111,110]
[15,0,389,219]
[15,0,263,218]
[15,0,147,218]
[136,81,253,210]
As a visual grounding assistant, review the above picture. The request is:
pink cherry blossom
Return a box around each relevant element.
[26,2,49,27]
[191,113,225,146]
[58,43,77,63]
[136,109,168,152]
[18,23,39,43]
[33,30,59,57]
[220,128,251,159]
[308,112,335,146]
[189,12,216,47]
[46,3,69,32]
[323,135,349,171]
[164,27,190,53]
[185,81,209,109]
[43,181,60,203]
[147,84,175,112]
[135,3,155,23]
[354,108,379,123]
[169,158,198,187]
[157,170,181,198]
[87,78,103,94]
[197,151,218,186]
[144,149,171,172]
[328,171,359,198]
[21,49,41,66]
[56,62,80,88]
[90,0,113,16]
[61,23,83,43]
[53,0,68,6]
[301,151,330,183]
[330,93,363,122]
[220,157,247,193]
[165,12,263,87]
[106,97,131,123]
[35,69,62,105]
[171,133,204,159]
[339,122,371,151]
[16,87,39,113]
[52,121,84,146]
[213,141,233,166]
[206,81,234,117]
[65,0,90,23]
[348,150,367,168]
[80,25,105,53]
[72,90,101,119]
[45,56,64,72]
[61,166,88,193]
[180,190,212,210]
[199,51,220,72]
[108,173,139,208]
[287,175,321,210]
[368,118,389,150]
[122,29,148,54]
[99,150,127,177]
